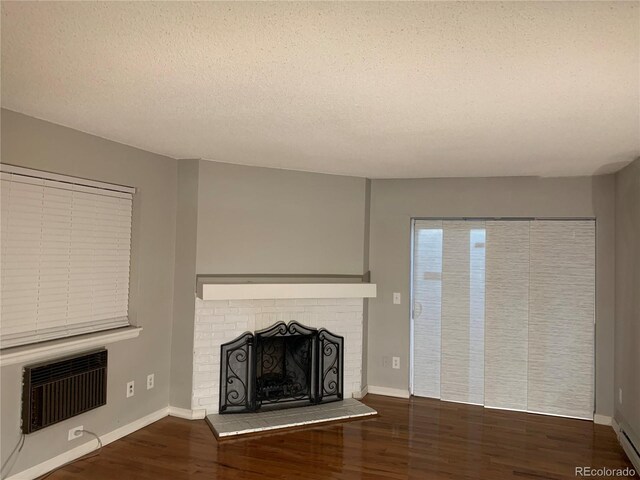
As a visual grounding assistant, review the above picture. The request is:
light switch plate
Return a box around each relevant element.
[393,292,401,304]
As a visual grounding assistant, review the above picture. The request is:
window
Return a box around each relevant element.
[0,165,134,349]
[412,219,595,419]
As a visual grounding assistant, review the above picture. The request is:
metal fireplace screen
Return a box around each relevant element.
[219,321,343,413]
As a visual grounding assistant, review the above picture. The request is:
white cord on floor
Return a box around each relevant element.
[0,433,25,480]
[39,429,103,479]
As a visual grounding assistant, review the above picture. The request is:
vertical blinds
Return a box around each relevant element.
[484,221,530,411]
[412,220,442,399]
[440,221,485,405]
[1,168,133,348]
[412,219,595,419]
[528,221,595,419]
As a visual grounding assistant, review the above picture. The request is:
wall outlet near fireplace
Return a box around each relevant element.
[392,357,400,369]
[147,374,155,390]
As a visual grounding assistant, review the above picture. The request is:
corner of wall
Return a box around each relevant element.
[169,159,200,409]
[362,178,372,388]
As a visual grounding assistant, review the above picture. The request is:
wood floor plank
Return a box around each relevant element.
[42,395,635,479]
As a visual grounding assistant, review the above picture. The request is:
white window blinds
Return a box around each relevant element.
[412,219,595,420]
[440,221,485,405]
[484,221,530,411]
[0,166,134,348]
[412,220,486,405]
[412,220,443,399]
[528,220,595,419]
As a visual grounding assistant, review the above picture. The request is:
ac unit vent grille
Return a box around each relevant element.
[22,349,108,434]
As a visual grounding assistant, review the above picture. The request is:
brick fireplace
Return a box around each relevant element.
[192,295,369,414]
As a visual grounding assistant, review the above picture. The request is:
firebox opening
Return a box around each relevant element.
[219,321,343,414]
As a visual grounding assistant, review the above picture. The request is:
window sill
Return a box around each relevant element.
[0,326,142,367]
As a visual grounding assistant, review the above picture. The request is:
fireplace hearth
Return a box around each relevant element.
[219,321,344,413]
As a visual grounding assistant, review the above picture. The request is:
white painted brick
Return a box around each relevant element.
[193,296,363,410]
[217,322,242,331]
[214,307,239,314]
[334,305,364,312]
[304,305,334,313]
[260,306,306,313]
[195,323,213,332]
[195,332,214,340]
[275,299,299,306]
[193,374,219,390]
[238,307,262,314]
[229,300,256,307]
[203,300,231,307]
[197,315,215,324]
[194,347,216,355]
[198,397,217,406]
[195,364,216,372]
[193,375,215,385]
[194,339,212,348]
[253,299,275,307]
[294,299,317,305]
[195,354,215,364]
[193,386,216,396]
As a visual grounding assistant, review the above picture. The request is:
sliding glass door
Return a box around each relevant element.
[411,219,595,419]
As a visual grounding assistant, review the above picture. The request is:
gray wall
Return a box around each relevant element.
[195,161,367,275]
[173,159,371,408]
[0,109,178,473]
[614,158,640,442]
[170,160,199,409]
[367,175,616,417]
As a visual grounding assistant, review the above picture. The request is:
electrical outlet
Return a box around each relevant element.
[393,292,401,304]
[619,387,623,404]
[126,380,135,398]
[392,357,400,369]
[147,374,154,390]
[382,356,391,368]
[68,425,83,441]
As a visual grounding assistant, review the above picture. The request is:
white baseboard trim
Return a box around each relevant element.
[168,406,206,420]
[612,417,621,436]
[7,407,169,480]
[353,385,369,399]
[367,385,410,399]
[593,414,612,426]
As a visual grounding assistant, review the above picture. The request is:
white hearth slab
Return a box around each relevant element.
[199,283,376,300]
[205,398,377,438]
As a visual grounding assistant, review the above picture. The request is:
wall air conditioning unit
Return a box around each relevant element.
[22,349,108,434]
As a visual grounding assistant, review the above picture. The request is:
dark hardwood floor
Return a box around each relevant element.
[44,395,635,479]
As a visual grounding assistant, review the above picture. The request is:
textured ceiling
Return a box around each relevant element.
[2,1,639,178]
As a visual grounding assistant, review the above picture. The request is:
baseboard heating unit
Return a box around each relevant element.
[22,349,108,434]
[620,426,640,473]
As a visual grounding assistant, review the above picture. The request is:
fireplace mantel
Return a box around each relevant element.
[199,283,377,300]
